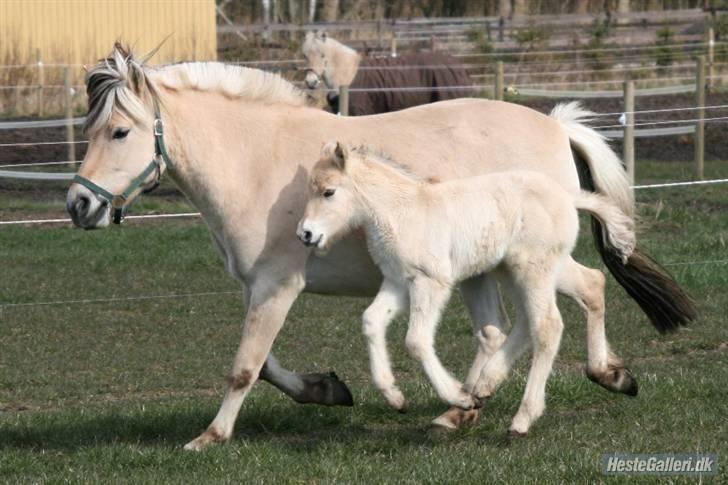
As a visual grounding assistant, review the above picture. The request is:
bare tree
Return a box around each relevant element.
[322,0,339,22]
[309,0,316,23]
[498,0,511,17]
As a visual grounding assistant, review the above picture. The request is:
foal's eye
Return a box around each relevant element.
[323,188,336,198]
[112,128,130,140]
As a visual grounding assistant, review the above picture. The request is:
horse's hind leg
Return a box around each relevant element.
[432,274,510,429]
[557,258,638,396]
[509,291,564,436]
[362,279,409,411]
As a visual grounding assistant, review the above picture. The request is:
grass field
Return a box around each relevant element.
[1,161,726,483]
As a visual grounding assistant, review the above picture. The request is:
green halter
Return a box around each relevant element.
[73,101,174,224]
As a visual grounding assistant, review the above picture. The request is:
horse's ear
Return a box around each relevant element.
[333,142,348,169]
[305,31,315,42]
[321,141,347,170]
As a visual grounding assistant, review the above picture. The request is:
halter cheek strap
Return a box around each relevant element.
[73,101,174,225]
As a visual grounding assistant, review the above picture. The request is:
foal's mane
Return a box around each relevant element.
[351,145,425,184]
[84,43,310,135]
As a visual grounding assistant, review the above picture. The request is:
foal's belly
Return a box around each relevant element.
[303,235,382,297]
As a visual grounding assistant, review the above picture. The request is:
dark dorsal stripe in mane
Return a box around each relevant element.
[84,43,159,134]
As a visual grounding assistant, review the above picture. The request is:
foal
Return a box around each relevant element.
[297,142,635,435]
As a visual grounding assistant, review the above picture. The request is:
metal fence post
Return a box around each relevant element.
[339,85,349,116]
[623,80,635,185]
[495,61,504,101]
[63,67,75,162]
[390,35,397,57]
[695,56,706,180]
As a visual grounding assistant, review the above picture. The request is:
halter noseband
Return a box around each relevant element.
[73,101,174,225]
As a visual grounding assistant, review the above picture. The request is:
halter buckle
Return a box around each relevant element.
[153,118,164,136]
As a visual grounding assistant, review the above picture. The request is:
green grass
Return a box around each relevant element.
[0,161,726,483]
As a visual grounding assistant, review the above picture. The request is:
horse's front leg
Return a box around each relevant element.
[258,353,353,406]
[184,273,305,451]
[405,277,477,410]
[362,279,409,411]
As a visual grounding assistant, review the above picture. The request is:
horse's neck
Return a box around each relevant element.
[328,42,360,87]
[352,164,420,252]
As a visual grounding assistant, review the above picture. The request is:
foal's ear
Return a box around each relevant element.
[321,141,348,170]
[333,142,348,169]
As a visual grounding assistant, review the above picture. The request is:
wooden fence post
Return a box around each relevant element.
[339,85,349,116]
[495,61,504,101]
[36,49,44,117]
[63,67,75,162]
[706,27,714,89]
[694,56,706,181]
[498,16,505,42]
[390,35,397,57]
[623,80,635,185]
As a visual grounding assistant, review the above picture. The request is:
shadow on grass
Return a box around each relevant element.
[0,398,514,453]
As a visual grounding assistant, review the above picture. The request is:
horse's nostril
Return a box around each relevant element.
[78,195,90,210]
[304,230,313,242]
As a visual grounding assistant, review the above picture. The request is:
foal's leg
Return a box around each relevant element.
[509,293,564,436]
[405,277,477,409]
[184,273,305,451]
[556,258,638,396]
[362,279,409,410]
[432,274,510,429]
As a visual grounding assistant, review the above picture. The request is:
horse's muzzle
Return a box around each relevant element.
[66,183,110,229]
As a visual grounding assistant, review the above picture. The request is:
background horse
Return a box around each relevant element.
[301,31,475,115]
[66,44,695,451]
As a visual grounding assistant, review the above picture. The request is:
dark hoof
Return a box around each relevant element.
[587,366,639,397]
[472,394,490,409]
[298,371,354,407]
[507,429,527,438]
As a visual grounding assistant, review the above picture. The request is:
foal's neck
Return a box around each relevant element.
[351,160,421,242]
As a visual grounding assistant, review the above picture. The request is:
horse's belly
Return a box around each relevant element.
[303,235,382,297]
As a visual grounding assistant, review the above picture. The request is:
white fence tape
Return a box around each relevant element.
[0,170,74,181]
[598,125,696,139]
[0,117,85,130]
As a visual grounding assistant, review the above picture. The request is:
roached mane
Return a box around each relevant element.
[84,43,311,135]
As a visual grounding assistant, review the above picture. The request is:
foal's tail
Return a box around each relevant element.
[574,192,635,264]
[551,102,697,333]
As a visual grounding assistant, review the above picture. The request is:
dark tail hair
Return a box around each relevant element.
[573,145,698,333]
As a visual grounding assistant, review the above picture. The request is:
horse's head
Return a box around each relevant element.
[302,31,334,90]
[298,141,360,254]
[67,44,169,229]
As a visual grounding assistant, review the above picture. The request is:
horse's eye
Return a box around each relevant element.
[323,188,336,198]
[112,128,130,140]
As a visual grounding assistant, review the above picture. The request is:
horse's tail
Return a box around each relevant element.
[574,192,635,264]
[550,102,697,333]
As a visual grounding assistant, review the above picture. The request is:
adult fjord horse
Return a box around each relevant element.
[301,31,475,115]
[66,45,695,450]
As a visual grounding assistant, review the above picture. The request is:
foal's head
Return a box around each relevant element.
[297,141,360,252]
[66,44,162,228]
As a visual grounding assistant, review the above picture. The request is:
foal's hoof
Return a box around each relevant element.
[431,406,481,430]
[299,371,354,406]
[183,428,227,451]
[507,428,528,439]
[587,366,639,397]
